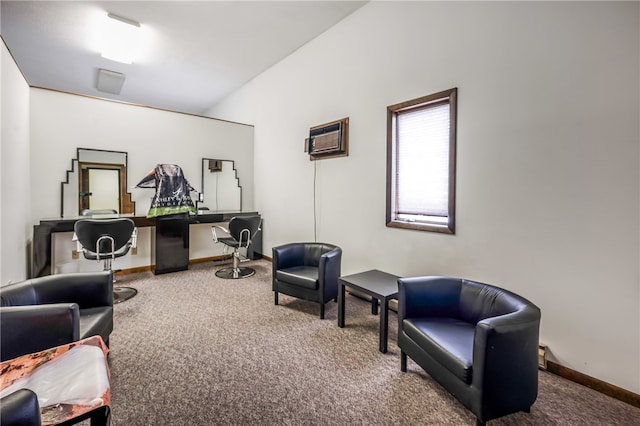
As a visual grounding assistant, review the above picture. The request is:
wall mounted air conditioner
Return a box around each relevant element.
[305,117,349,160]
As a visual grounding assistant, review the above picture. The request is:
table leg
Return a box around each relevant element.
[380,298,389,353]
[338,282,346,328]
[89,406,111,426]
[371,298,379,315]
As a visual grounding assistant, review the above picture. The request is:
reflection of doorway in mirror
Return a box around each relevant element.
[62,149,135,218]
[88,169,120,212]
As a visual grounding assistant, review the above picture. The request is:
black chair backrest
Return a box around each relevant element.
[74,218,135,255]
[228,215,261,246]
[0,388,41,426]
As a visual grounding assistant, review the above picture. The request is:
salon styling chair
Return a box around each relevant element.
[211,215,262,279]
[74,218,138,303]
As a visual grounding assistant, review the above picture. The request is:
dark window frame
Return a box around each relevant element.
[386,88,457,234]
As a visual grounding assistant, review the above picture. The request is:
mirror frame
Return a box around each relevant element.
[61,148,135,217]
[201,158,242,211]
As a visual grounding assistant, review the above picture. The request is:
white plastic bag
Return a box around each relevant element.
[0,345,109,407]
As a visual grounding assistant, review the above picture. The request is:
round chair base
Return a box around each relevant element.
[113,287,137,304]
[215,267,255,279]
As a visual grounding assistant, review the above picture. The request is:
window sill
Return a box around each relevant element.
[386,219,454,234]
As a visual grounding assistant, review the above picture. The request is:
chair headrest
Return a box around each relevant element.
[74,218,136,251]
[228,215,261,240]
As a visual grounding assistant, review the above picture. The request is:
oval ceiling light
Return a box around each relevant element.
[101,13,141,64]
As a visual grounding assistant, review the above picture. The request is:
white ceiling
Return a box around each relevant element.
[1,1,366,115]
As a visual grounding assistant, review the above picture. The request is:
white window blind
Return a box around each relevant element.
[395,102,450,218]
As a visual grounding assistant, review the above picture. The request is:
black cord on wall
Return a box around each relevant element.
[313,160,317,242]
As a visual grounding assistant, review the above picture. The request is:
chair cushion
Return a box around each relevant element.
[79,307,113,342]
[217,237,241,249]
[276,266,319,290]
[403,317,475,384]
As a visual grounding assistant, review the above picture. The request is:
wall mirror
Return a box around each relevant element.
[61,148,135,217]
[200,158,242,212]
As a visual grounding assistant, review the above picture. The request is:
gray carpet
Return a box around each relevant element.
[107,260,640,425]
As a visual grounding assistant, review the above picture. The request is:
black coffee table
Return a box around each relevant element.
[338,269,400,353]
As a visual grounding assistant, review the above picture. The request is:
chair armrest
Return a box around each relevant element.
[32,271,113,308]
[0,304,80,362]
[398,276,462,321]
[211,225,229,243]
[0,389,41,426]
[131,227,138,248]
[318,247,342,293]
[472,307,541,397]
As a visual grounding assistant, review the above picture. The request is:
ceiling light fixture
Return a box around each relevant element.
[101,13,141,64]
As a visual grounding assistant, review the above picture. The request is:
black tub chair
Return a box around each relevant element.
[0,389,41,426]
[398,276,541,426]
[0,271,114,362]
[272,242,342,319]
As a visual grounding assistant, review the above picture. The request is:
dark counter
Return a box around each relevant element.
[32,212,261,277]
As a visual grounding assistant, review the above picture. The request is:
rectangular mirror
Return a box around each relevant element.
[200,158,241,212]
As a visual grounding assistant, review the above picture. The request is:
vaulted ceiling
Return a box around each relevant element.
[1,1,366,115]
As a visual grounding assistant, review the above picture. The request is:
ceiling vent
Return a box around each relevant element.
[97,69,126,95]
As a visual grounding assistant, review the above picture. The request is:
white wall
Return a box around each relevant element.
[1,42,31,284]
[30,89,254,221]
[207,2,640,393]
[30,89,255,271]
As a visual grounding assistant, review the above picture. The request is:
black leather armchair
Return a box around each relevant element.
[0,271,114,362]
[272,242,342,319]
[0,389,41,426]
[398,276,541,426]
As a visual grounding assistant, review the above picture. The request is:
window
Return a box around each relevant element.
[386,88,457,234]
